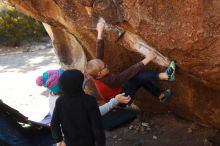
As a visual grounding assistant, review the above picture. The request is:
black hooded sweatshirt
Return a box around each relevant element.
[51,70,105,146]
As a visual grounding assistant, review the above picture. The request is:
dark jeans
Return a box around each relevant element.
[123,71,161,104]
[0,113,55,146]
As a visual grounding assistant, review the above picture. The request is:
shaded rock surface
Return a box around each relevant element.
[8,0,220,128]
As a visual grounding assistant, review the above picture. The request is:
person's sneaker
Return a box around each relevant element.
[165,61,176,81]
[126,103,140,111]
[159,89,172,104]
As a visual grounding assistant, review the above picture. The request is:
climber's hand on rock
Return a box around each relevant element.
[147,51,156,61]
[97,22,105,39]
[141,51,156,65]
[97,22,105,33]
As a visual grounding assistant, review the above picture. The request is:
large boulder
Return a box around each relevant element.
[9,0,220,128]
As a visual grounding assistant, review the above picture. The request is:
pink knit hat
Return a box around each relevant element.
[36,69,64,94]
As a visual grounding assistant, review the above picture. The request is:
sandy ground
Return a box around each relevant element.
[0,42,59,122]
[0,42,218,146]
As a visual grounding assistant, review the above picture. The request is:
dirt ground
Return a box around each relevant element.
[106,113,217,146]
[0,42,219,146]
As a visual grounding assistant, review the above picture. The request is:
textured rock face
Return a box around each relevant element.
[9,0,220,128]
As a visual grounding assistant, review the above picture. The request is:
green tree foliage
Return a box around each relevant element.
[0,3,46,46]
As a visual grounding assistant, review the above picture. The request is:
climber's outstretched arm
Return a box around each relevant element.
[96,21,105,60]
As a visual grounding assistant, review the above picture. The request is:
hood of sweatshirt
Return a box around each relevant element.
[59,69,84,96]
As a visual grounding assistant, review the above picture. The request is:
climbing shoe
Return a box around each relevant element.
[165,60,176,81]
[159,89,172,104]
